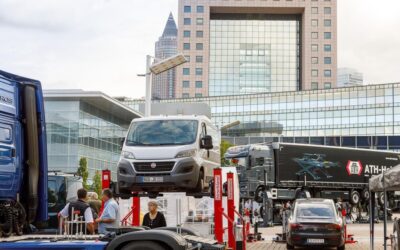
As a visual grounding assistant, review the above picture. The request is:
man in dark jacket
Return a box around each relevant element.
[59,188,94,234]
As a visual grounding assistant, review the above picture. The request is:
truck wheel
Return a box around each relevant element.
[393,220,400,250]
[350,190,361,205]
[378,192,385,207]
[121,241,168,250]
[362,189,370,201]
[254,186,265,203]
[286,242,294,249]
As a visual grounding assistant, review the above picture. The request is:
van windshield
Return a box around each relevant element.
[126,120,198,146]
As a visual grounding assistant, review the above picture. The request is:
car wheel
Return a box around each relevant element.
[286,242,294,249]
[393,219,400,250]
[350,190,361,205]
[337,244,345,250]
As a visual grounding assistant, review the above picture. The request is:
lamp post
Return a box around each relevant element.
[139,54,187,117]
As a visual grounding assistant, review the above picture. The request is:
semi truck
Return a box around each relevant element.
[224,142,400,221]
[0,70,224,249]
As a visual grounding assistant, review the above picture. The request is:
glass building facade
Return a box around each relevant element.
[44,90,141,178]
[209,15,300,96]
[123,83,400,150]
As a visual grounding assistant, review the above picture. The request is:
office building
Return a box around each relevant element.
[44,90,142,178]
[176,0,337,98]
[338,67,364,88]
[153,13,178,99]
[123,82,400,150]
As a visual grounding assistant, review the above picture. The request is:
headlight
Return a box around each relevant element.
[122,151,135,159]
[175,150,196,158]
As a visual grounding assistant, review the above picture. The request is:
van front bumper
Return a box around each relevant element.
[117,158,200,192]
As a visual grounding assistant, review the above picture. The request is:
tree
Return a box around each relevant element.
[77,157,89,189]
[92,170,102,198]
[220,140,234,166]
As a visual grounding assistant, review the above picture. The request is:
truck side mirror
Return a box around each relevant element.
[200,135,213,150]
[120,137,125,150]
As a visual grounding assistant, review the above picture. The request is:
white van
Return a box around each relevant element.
[117,115,220,197]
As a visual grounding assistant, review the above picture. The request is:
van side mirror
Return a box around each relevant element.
[201,135,213,150]
[120,137,125,150]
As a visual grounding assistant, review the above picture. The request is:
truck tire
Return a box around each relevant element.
[378,192,385,207]
[362,189,370,201]
[254,186,265,203]
[350,190,361,205]
[393,219,400,250]
[121,241,168,250]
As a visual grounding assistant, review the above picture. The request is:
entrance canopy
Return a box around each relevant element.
[369,164,400,192]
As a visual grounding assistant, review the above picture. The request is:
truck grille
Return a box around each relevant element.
[134,161,175,172]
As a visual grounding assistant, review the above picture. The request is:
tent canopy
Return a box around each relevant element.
[369,164,400,192]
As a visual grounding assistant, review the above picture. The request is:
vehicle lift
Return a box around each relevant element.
[102,169,249,250]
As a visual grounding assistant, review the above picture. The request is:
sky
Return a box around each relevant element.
[0,0,399,99]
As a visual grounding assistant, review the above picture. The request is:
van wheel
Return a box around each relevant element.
[194,170,204,193]
[286,242,294,249]
[121,240,166,250]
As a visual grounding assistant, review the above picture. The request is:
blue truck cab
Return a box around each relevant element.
[0,70,48,236]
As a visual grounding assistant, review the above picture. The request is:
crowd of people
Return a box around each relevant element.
[59,188,166,234]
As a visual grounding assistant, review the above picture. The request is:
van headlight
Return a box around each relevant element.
[175,150,196,158]
[122,151,135,159]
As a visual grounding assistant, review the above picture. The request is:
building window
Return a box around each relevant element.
[311,19,318,27]
[183,68,190,75]
[196,43,203,50]
[324,82,332,89]
[182,81,190,88]
[312,70,318,77]
[195,68,203,75]
[196,18,204,25]
[183,43,190,50]
[183,30,190,37]
[182,93,190,98]
[311,82,319,90]
[195,81,203,88]
[196,56,203,63]
[324,57,331,64]
[184,18,191,25]
[312,57,318,64]
[324,32,332,39]
[311,7,318,14]
[311,32,318,39]
[196,5,204,13]
[311,44,318,52]
[184,6,191,13]
[324,19,331,27]
[196,31,203,37]
[324,44,332,52]
[185,55,190,62]
[324,7,331,14]
[324,70,332,77]
[195,93,202,98]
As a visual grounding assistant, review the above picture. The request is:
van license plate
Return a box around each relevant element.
[307,239,324,244]
[142,176,163,182]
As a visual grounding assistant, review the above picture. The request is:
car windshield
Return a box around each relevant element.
[296,204,334,218]
[126,120,198,146]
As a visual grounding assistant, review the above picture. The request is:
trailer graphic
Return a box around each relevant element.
[293,153,340,180]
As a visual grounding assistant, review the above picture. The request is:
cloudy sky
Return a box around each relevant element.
[0,0,399,98]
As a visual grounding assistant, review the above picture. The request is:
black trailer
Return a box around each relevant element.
[225,143,400,223]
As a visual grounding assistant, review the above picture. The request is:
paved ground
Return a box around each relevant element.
[246,222,393,250]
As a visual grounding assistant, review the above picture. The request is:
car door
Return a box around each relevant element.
[0,118,17,197]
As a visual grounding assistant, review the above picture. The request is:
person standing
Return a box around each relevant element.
[87,192,101,219]
[59,188,94,234]
[142,201,166,229]
[95,188,120,234]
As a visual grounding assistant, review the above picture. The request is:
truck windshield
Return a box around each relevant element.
[126,120,198,146]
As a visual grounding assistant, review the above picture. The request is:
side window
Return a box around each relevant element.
[48,180,58,208]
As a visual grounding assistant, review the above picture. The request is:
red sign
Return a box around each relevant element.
[346,161,363,176]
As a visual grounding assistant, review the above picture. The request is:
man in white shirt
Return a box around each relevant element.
[59,188,95,234]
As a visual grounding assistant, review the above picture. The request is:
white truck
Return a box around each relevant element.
[117,115,220,198]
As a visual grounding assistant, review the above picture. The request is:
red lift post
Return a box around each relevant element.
[214,168,223,243]
[227,172,236,250]
[132,196,140,226]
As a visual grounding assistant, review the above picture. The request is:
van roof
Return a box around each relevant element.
[132,115,211,122]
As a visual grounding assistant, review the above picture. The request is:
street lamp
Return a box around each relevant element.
[139,54,187,117]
